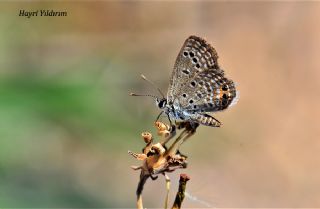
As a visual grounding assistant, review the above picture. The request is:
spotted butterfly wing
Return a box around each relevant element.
[168,36,220,103]
[167,36,238,119]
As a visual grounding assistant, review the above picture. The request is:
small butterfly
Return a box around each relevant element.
[131,35,239,128]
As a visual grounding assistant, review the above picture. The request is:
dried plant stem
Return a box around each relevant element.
[164,173,171,209]
[136,175,148,209]
[171,174,190,209]
[166,129,188,157]
[130,122,194,209]
[137,193,143,209]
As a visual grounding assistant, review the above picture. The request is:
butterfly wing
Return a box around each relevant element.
[167,35,222,104]
[183,69,237,112]
[167,35,237,112]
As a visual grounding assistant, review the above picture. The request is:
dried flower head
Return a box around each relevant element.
[141,132,152,144]
[129,121,198,209]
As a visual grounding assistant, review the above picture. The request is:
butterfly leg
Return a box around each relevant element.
[155,111,164,123]
[156,111,173,127]
[168,114,173,127]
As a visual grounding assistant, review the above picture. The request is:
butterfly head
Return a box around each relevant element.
[156,98,167,109]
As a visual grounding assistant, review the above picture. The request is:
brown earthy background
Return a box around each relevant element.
[0,1,319,208]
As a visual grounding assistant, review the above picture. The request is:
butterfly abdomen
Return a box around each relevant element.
[191,113,221,127]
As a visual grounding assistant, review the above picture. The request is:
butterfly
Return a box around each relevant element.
[132,35,239,128]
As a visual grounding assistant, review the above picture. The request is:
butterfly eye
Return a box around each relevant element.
[157,99,167,109]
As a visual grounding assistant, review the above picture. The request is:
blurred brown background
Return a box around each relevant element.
[0,1,319,208]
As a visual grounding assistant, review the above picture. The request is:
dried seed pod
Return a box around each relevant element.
[159,130,170,138]
[155,121,172,138]
[155,121,170,132]
[128,150,147,161]
[151,142,166,155]
[141,132,153,144]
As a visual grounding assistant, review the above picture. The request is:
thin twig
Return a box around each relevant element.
[164,173,171,209]
[137,193,143,209]
[172,174,190,209]
[136,173,148,209]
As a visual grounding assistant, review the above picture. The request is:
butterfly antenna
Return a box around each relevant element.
[140,74,165,98]
[130,92,158,99]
